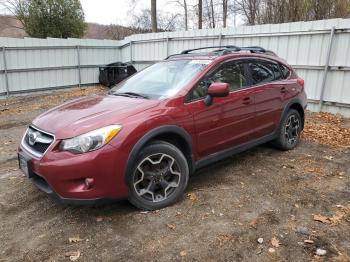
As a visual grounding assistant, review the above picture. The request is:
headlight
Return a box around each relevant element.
[60,125,122,154]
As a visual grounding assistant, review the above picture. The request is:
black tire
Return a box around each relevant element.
[127,141,189,210]
[274,109,302,150]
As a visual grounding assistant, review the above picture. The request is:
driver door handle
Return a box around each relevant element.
[242,96,252,105]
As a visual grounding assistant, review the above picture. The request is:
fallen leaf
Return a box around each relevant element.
[96,216,103,222]
[271,237,280,247]
[313,207,350,225]
[268,248,275,253]
[313,214,332,224]
[249,218,258,228]
[180,251,187,256]
[167,224,176,230]
[323,156,333,160]
[65,251,81,261]
[69,237,83,243]
[216,234,235,246]
[187,192,198,202]
[304,239,314,244]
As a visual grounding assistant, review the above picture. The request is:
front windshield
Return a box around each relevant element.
[110,59,211,99]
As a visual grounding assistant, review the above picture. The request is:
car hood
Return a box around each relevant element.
[32,95,160,139]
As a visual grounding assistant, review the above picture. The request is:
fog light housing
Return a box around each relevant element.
[84,178,94,189]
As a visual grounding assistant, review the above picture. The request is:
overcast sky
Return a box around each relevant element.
[80,0,242,27]
[0,0,242,28]
[80,0,183,26]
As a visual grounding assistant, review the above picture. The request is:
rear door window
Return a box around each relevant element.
[248,60,290,85]
[248,62,275,85]
[279,64,290,79]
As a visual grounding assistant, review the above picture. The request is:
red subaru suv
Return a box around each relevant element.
[18,46,307,210]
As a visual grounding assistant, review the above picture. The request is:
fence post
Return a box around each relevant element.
[76,45,81,88]
[166,37,170,57]
[129,41,133,63]
[318,26,336,111]
[2,46,9,97]
[218,33,223,47]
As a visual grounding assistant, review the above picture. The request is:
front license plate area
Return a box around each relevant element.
[18,152,33,178]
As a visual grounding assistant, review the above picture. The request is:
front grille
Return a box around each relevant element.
[22,126,54,158]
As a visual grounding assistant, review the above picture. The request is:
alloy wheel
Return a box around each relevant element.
[133,153,181,203]
[285,114,300,145]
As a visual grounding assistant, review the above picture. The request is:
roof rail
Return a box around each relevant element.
[180,45,240,54]
[166,46,276,60]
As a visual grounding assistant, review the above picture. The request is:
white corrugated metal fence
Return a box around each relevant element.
[1,18,350,116]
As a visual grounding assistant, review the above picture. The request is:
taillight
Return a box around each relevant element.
[297,78,305,88]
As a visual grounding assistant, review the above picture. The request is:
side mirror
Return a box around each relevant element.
[204,82,230,106]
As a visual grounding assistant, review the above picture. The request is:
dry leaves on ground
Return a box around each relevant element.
[96,216,103,222]
[65,251,81,261]
[0,85,106,117]
[187,192,198,203]
[303,159,327,176]
[271,237,280,247]
[302,112,350,148]
[313,207,350,225]
[68,237,83,243]
[216,234,236,246]
[167,224,176,230]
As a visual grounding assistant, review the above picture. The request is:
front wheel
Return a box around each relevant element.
[127,141,189,210]
[274,109,302,150]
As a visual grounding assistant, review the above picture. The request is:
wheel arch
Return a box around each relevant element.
[280,99,305,129]
[124,125,195,183]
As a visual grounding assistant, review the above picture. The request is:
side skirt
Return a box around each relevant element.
[194,132,277,170]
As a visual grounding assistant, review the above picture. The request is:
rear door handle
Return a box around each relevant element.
[242,97,252,105]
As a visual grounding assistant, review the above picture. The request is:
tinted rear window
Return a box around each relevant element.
[280,64,290,79]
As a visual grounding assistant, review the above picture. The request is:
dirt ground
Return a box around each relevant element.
[0,86,349,262]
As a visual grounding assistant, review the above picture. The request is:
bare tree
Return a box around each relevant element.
[198,0,202,29]
[172,0,188,30]
[132,8,180,31]
[222,0,228,27]
[151,0,157,32]
[236,0,261,25]
[183,0,188,30]
[210,0,216,28]
[203,0,214,28]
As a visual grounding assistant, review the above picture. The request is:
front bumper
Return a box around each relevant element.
[19,142,130,203]
[29,171,115,205]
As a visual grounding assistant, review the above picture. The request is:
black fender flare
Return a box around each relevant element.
[279,98,305,129]
[124,125,194,183]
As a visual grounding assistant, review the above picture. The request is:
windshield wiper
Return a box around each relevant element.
[111,92,149,99]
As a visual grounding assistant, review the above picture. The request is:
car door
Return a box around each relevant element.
[184,60,256,158]
[246,60,286,139]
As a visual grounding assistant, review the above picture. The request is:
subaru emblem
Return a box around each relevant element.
[28,131,40,146]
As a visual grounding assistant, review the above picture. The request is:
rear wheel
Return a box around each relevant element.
[274,109,302,150]
[127,141,189,210]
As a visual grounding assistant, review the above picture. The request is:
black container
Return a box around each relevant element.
[99,62,137,87]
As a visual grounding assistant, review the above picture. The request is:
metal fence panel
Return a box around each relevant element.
[7,69,78,92]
